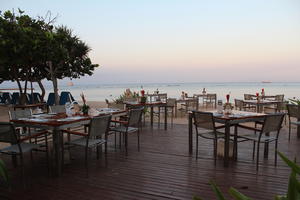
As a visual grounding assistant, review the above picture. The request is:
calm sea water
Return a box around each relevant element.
[42,82,300,102]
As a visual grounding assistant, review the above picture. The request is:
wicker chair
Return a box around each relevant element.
[203,93,217,108]
[242,113,284,171]
[110,108,143,155]
[0,122,48,186]
[287,104,300,141]
[192,111,225,164]
[67,115,112,177]
[49,105,66,113]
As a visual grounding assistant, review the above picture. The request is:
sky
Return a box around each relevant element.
[1,0,300,84]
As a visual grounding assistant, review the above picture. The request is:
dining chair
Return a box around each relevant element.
[287,104,300,141]
[9,109,49,144]
[242,113,284,171]
[202,93,217,108]
[0,122,48,186]
[49,105,66,113]
[192,111,225,164]
[110,108,143,155]
[67,115,111,177]
[154,98,176,126]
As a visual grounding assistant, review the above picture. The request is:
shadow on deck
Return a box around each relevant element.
[1,123,299,200]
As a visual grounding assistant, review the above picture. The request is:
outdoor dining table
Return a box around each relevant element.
[10,108,127,176]
[188,110,266,167]
[243,99,282,113]
[13,103,46,111]
[124,101,169,130]
[175,98,199,117]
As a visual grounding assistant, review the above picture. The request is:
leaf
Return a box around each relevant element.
[278,151,300,175]
[286,170,299,200]
[275,195,287,200]
[0,159,9,182]
[229,187,252,200]
[192,196,203,200]
[209,181,227,200]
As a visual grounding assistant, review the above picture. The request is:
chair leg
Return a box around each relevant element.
[137,130,140,152]
[214,139,217,165]
[275,140,278,166]
[125,133,128,155]
[288,123,291,141]
[252,141,256,160]
[105,141,108,168]
[196,134,199,160]
[85,147,89,178]
[114,133,117,151]
[20,153,25,188]
[256,142,260,171]
[171,109,174,126]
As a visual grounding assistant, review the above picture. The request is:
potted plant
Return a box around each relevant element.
[80,93,89,115]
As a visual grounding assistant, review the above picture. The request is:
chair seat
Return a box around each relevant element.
[69,137,106,147]
[110,126,138,133]
[0,143,41,154]
[291,121,300,125]
[241,134,277,142]
[197,129,224,139]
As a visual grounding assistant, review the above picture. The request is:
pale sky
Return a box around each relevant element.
[1,0,300,84]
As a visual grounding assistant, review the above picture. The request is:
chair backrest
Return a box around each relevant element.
[167,98,176,107]
[89,115,112,137]
[275,95,284,102]
[261,113,284,133]
[206,93,217,101]
[47,93,55,106]
[192,111,215,130]
[244,94,255,100]
[59,91,74,105]
[0,122,18,144]
[128,108,143,127]
[9,109,32,120]
[287,104,300,119]
[234,99,244,110]
[2,92,12,104]
[33,92,42,103]
[11,92,20,105]
[49,105,66,113]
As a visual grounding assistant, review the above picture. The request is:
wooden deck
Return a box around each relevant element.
[1,122,300,200]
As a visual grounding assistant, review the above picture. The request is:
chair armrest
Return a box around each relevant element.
[111,119,128,125]
[19,130,48,142]
[237,124,260,132]
[62,129,88,137]
[215,125,226,129]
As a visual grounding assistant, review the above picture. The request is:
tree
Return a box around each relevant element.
[0,9,99,105]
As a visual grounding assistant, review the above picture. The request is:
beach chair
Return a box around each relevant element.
[11,92,20,105]
[46,93,55,106]
[2,92,12,104]
[59,91,75,105]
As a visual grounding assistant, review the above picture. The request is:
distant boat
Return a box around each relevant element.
[67,82,74,86]
[261,81,272,83]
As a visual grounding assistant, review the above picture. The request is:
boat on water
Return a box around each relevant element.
[261,81,272,83]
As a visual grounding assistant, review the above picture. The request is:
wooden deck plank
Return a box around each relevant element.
[0,123,298,199]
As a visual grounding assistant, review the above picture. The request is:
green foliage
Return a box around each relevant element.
[194,152,300,200]
[289,98,300,106]
[0,159,9,184]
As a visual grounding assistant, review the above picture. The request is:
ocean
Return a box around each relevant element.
[43,82,300,102]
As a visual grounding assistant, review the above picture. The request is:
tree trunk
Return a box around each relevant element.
[37,80,45,101]
[48,61,59,105]
[16,79,24,105]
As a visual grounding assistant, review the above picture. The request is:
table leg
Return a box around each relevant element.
[175,102,178,117]
[150,106,154,127]
[188,113,193,154]
[297,118,300,138]
[164,106,167,130]
[53,128,62,176]
[224,121,230,167]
